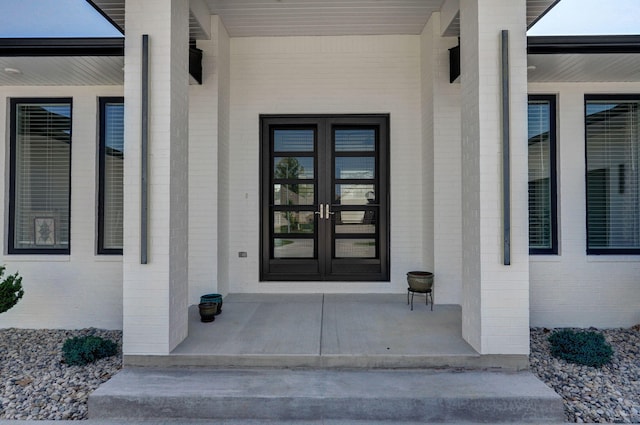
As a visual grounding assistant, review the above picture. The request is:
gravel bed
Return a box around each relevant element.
[530,326,640,423]
[1,326,639,422]
[0,328,122,420]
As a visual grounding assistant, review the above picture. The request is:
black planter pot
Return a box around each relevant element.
[200,294,223,315]
[198,302,218,322]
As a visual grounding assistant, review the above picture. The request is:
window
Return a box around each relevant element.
[585,95,640,254]
[9,99,72,254]
[98,98,124,254]
[528,95,558,254]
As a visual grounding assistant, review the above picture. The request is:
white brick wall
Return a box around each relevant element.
[168,0,190,352]
[0,86,123,330]
[188,16,231,303]
[421,13,463,305]
[528,82,640,328]
[122,0,189,355]
[460,0,530,354]
[189,25,218,304]
[227,35,424,293]
[216,19,231,297]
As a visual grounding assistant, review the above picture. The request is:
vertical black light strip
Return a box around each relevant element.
[501,30,511,266]
[141,34,149,264]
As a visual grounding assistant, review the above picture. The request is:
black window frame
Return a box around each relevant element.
[528,94,558,255]
[8,97,73,255]
[584,94,640,255]
[97,97,124,255]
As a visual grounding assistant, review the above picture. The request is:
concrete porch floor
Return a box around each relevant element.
[124,294,528,370]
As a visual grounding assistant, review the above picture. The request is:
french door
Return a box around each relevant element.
[260,115,389,281]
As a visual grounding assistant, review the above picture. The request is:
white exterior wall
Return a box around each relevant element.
[421,13,463,305]
[460,0,530,354]
[188,17,229,303]
[227,35,424,293]
[528,82,640,328]
[122,0,190,355]
[0,86,123,330]
[216,19,231,297]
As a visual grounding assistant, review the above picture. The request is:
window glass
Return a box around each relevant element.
[586,97,640,253]
[274,129,314,152]
[335,129,375,152]
[99,99,124,253]
[10,100,71,253]
[528,97,557,254]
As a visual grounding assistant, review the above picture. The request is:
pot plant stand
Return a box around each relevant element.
[407,271,434,311]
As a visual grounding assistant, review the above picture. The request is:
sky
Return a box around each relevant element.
[0,0,638,38]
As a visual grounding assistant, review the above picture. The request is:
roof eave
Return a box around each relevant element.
[528,35,640,54]
[0,37,124,57]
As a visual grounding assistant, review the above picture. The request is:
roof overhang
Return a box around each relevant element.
[2,34,638,86]
[527,36,640,82]
[441,0,560,37]
[0,38,124,86]
[87,0,210,39]
[87,0,559,39]
[0,37,203,86]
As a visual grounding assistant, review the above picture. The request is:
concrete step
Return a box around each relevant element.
[1,421,569,425]
[89,368,566,423]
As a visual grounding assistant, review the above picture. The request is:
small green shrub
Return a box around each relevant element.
[62,336,118,366]
[548,329,613,367]
[0,265,24,314]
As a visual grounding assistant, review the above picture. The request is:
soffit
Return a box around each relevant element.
[527,53,640,82]
[0,56,124,86]
[442,0,560,37]
[89,0,560,38]
[204,0,444,37]
[527,35,640,82]
[88,0,209,39]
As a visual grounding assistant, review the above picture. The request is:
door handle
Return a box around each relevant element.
[325,204,335,218]
[315,203,324,219]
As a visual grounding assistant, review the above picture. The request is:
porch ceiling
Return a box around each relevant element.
[203,0,443,37]
[88,0,559,38]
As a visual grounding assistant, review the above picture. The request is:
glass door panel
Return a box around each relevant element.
[274,157,314,179]
[261,116,389,281]
[334,210,376,234]
[335,129,375,152]
[274,238,314,258]
[335,157,375,179]
[274,184,315,205]
[335,239,377,258]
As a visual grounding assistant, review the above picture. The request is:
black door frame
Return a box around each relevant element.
[260,114,390,282]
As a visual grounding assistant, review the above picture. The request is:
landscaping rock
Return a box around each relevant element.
[0,328,121,420]
[530,327,640,423]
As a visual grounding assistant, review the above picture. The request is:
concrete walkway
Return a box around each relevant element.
[125,294,525,370]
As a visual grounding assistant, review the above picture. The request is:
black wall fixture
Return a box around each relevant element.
[189,40,203,85]
[449,39,460,83]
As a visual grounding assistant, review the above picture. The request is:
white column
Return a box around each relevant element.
[123,0,190,355]
[421,12,463,305]
[188,16,231,302]
[459,0,530,355]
